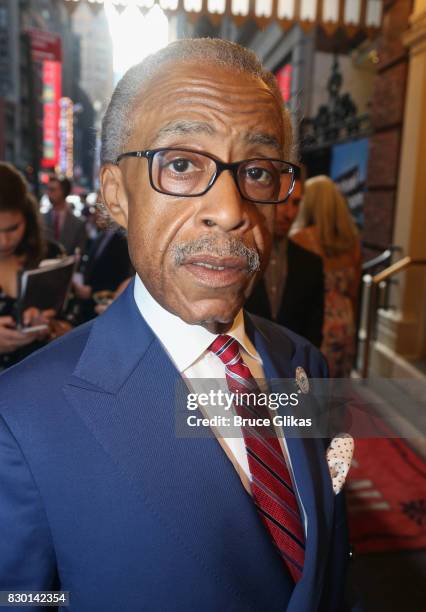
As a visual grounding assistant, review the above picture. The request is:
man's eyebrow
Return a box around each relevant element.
[151,120,216,146]
[243,132,282,153]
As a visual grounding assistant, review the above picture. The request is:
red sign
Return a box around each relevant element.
[26,29,62,63]
[276,64,292,104]
[41,60,62,169]
[0,98,5,159]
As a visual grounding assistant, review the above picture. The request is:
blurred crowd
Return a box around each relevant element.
[0,163,133,370]
[0,161,361,376]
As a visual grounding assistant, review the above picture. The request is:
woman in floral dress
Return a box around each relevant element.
[290,175,361,377]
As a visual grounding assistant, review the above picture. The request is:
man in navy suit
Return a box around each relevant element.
[0,39,350,611]
[42,176,88,256]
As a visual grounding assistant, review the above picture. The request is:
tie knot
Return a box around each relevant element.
[209,335,258,393]
[208,335,242,367]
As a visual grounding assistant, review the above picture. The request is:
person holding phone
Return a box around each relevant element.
[0,310,49,356]
[0,163,64,369]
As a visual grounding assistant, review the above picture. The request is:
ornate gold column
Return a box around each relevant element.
[372,0,426,375]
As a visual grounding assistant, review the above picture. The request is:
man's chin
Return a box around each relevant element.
[176,299,242,331]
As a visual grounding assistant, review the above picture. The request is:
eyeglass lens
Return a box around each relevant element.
[151,149,294,202]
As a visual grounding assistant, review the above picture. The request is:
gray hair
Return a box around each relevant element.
[101,38,293,165]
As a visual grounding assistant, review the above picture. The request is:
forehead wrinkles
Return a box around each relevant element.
[131,73,284,147]
[140,73,278,108]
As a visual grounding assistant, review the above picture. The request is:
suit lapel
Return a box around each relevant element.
[45,209,53,227]
[245,313,334,610]
[60,212,73,253]
[43,210,54,242]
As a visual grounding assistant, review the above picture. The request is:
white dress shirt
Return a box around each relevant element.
[133,274,307,531]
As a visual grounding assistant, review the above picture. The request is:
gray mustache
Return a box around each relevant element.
[172,235,260,272]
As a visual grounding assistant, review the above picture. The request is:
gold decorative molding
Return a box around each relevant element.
[62,0,383,35]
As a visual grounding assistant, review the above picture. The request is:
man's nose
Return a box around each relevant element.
[196,170,250,233]
[0,233,9,248]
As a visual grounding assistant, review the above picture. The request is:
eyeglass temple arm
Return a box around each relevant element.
[115,151,151,164]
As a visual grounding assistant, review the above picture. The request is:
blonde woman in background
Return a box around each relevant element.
[290,175,361,377]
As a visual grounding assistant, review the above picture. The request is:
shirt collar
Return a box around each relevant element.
[133,274,261,372]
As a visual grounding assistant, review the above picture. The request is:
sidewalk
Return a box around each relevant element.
[348,549,426,612]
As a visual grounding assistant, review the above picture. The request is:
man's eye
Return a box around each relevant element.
[246,167,272,183]
[168,158,193,173]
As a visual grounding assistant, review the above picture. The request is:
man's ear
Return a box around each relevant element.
[100,163,128,229]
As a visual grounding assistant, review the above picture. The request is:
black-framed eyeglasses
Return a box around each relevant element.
[116,148,299,204]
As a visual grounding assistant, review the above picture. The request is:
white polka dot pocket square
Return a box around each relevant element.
[326,433,354,495]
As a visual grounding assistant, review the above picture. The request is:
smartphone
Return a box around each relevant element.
[20,324,49,335]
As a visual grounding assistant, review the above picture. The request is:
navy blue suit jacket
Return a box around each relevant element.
[0,284,349,611]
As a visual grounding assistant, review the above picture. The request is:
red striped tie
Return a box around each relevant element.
[209,334,305,582]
